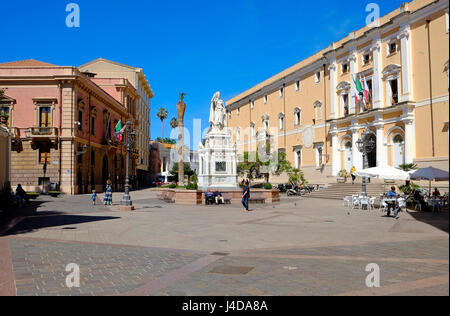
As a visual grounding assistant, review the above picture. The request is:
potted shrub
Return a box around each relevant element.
[48,191,62,198]
[168,183,177,189]
[264,183,273,190]
[337,170,348,183]
[186,182,198,190]
[26,192,40,200]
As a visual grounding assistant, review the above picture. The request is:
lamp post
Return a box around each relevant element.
[356,128,376,197]
[177,93,186,186]
[120,121,136,211]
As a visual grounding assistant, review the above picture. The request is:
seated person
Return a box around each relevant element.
[386,187,400,218]
[205,190,215,204]
[432,188,441,198]
[15,184,29,205]
[214,190,225,205]
[413,189,425,211]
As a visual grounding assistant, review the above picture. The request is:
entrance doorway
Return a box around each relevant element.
[393,135,405,167]
[365,134,377,168]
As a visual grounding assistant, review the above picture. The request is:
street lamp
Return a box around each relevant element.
[356,128,376,197]
[120,121,136,210]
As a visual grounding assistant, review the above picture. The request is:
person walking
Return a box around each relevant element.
[242,180,250,213]
[350,166,356,184]
[103,179,113,206]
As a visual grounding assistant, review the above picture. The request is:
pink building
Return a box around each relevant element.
[0,60,138,194]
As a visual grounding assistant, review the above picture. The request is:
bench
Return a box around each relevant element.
[249,193,266,204]
[222,193,232,205]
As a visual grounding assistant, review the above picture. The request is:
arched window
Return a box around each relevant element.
[294,108,301,126]
[278,113,285,130]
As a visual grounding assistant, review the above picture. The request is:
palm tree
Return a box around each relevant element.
[397,163,419,172]
[156,108,168,139]
[170,118,178,129]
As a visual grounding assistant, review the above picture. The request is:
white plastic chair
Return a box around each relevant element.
[369,197,376,210]
[343,196,351,208]
[351,195,360,209]
[359,196,371,210]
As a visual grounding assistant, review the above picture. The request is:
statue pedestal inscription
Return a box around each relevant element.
[198,92,238,189]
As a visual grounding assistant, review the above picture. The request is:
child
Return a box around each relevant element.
[92,190,97,205]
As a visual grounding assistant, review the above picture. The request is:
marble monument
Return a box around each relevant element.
[198,92,238,189]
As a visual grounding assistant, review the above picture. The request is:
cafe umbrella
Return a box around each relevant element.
[410,167,449,197]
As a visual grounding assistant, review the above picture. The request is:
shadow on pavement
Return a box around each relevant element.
[3,214,120,236]
[408,209,449,233]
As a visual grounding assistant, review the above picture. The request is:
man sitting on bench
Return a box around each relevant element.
[205,190,215,205]
[214,190,225,205]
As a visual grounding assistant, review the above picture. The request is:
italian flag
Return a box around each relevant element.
[114,120,125,141]
[352,75,362,103]
[363,76,370,103]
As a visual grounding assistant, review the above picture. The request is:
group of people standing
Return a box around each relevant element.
[92,179,113,206]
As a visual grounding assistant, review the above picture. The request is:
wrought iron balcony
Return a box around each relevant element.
[26,127,59,139]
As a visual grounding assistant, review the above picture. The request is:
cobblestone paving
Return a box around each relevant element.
[8,239,203,296]
[156,239,449,296]
[262,238,450,261]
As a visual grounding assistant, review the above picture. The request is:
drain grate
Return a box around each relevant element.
[209,266,254,275]
[211,252,229,256]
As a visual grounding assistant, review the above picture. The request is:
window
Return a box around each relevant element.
[294,108,301,126]
[39,107,52,127]
[91,116,96,136]
[389,79,399,105]
[279,114,285,130]
[315,144,324,167]
[237,107,240,116]
[78,110,83,131]
[446,9,449,34]
[342,94,349,116]
[264,94,268,104]
[236,128,241,141]
[39,149,50,164]
[251,100,255,109]
[363,53,371,66]
[314,101,322,121]
[295,149,302,169]
[250,123,255,137]
[279,87,284,98]
[0,106,10,127]
[315,71,321,83]
[295,80,300,92]
[91,149,95,166]
[388,41,397,55]
[342,63,349,74]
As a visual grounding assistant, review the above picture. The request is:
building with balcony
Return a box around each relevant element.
[0,59,137,194]
[226,0,449,183]
[78,58,153,188]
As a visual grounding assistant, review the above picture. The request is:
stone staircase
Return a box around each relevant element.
[306,181,386,200]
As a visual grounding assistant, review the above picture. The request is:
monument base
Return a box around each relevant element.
[118,205,135,211]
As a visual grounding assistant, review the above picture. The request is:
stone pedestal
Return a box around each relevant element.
[198,128,238,189]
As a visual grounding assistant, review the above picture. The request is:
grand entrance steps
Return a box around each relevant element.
[306,182,386,200]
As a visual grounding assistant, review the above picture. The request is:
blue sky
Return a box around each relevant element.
[0,0,404,149]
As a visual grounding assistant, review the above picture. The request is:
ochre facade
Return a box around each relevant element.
[226,0,449,183]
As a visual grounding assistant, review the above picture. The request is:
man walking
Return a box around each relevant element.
[242,180,250,212]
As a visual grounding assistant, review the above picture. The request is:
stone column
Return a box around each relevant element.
[329,60,338,119]
[404,118,416,164]
[398,24,413,102]
[349,49,358,114]
[331,128,340,176]
[371,38,384,109]
[177,94,186,185]
[374,121,386,167]
[351,125,363,170]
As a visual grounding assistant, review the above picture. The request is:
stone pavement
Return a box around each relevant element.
[0,188,448,296]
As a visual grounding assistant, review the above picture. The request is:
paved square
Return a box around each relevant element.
[0,189,448,296]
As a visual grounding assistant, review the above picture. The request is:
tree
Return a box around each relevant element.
[288,168,307,186]
[0,89,4,99]
[169,163,195,183]
[397,163,418,172]
[156,137,176,145]
[237,150,293,183]
[156,108,168,139]
[170,118,178,129]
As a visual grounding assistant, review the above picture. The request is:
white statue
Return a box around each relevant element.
[209,91,227,130]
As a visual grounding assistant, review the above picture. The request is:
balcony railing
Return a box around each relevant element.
[27,127,58,138]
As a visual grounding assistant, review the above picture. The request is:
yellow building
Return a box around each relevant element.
[226,0,449,183]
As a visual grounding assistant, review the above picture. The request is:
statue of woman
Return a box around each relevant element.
[209,91,226,129]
